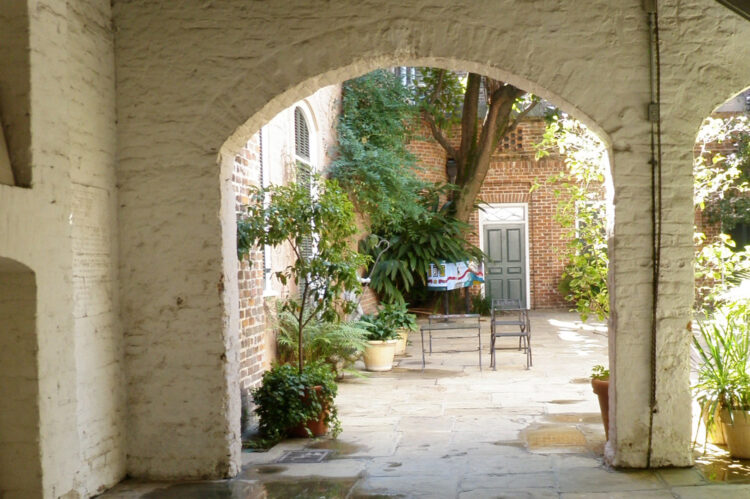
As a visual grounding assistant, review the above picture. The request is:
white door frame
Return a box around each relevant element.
[478,203,531,309]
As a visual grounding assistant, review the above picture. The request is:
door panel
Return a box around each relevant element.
[507,228,522,262]
[484,223,527,308]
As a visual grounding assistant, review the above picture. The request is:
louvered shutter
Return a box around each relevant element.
[294,108,314,264]
[294,108,310,161]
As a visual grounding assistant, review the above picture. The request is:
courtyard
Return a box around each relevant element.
[100,311,750,498]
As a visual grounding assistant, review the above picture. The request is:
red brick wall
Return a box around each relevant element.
[232,133,271,398]
[409,118,578,309]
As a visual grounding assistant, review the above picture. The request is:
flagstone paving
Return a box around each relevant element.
[101,311,750,498]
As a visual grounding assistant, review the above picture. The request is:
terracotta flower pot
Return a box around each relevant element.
[720,408,750,459]
[288,385,328,438]
[363,340,397,371]
[394,329,409,356]
[591,378,610,440]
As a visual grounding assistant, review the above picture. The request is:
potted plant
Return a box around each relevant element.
[252,362,341,441]
[591,364,610,440]
[239,177,368,440]
[693,304,750,457]
[379,301,418,356]
[361,313,400,371]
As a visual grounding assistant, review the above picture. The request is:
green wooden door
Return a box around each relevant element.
[483,223,527,308]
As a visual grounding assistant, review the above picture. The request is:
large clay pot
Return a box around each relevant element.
[288,386,328,438]
[394,329,409,356]
[363,340,397,371]
[720,408,750,458]
[591,378,610,440]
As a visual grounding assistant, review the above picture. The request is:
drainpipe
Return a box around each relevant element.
[644,0,663,469]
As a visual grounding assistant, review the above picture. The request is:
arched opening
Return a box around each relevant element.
[691,86,750,475]
[225,65,615,487]
[0,257,40,497]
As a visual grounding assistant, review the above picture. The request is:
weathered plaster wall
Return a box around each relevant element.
[108,0,749,479]
[0,259,41,499]
[0,0,123,497]
[68,0,125,493]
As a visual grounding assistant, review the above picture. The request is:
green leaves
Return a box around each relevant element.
[275,303,370,377]
[330,70,426,228]
[693,303,750,435]
[538,116,609,322]
[252,362,341,442]
[237,176,370,372]
[362,185,483,304]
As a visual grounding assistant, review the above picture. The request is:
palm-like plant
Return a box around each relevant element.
[693,303,750,437]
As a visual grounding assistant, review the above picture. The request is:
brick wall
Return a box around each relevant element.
[410,118,578,309]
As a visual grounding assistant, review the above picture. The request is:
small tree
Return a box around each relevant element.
[237,177,369,373]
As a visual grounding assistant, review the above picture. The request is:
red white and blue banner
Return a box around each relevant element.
[427,261,484,291]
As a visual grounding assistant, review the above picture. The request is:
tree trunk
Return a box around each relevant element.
[424,73,527,223]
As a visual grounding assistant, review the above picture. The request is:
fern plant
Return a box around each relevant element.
[275,304,370,377]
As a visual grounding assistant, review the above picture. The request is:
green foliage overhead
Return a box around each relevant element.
[252,362,341,442]
[535,116,609,322]
[413,68,467,129]
[362,185,483,304]
[330,70,426,228]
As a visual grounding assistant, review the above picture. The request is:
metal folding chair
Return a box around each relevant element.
[490,298,532,370]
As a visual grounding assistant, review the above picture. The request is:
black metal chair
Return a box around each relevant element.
[490,299,532,370]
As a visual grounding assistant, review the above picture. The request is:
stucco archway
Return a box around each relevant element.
[113,0,750,479]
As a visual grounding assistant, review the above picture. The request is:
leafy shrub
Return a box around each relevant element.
[378,301,418,331]
[330,70,426,228]
[471,294,492,316]
[252,362,341,442]
[275,304,370,377]
[237,177,369,372]
[360,313,400,341]
[362,185,483,304]
[535,116,609,321]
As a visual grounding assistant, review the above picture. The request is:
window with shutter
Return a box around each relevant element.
[294,107,314,263]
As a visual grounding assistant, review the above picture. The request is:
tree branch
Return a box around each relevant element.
[428,69,446,106]
[503,98,540,143]
[423,111,458,161]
